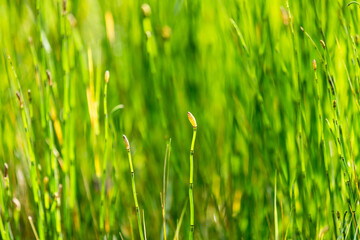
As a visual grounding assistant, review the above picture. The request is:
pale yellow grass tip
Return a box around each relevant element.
[187,112,197,128]
[123,135,130,150]
[105,70,110,83]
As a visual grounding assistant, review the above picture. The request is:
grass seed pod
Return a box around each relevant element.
[187,112,197,128]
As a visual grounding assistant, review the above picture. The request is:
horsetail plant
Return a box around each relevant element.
[161,139,171,240]
[16,92,46,240]
[187,112,197,240]
[123,135,145,240]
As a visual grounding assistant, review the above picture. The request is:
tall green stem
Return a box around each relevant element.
[187,112,197,240]
[123,135,144,240]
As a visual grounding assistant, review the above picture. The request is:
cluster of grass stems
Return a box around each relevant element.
[5,0,360,239]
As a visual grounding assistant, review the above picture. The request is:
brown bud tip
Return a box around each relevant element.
[320,40,326,49]
[16,92,23,108]
[312,59,317,71]
[105,70,110,83]
[333,100,336,109]
[4,163,8,178]
[300,26,304,32]
[337,211,340,219]
[43,176,49,185]
[12,198,21,210]
[46,70,53,86]
[187,112,197,128]
[356,34,359,45]
[123,135,130,150]
[141,3,151,17]
[161,26,172,41]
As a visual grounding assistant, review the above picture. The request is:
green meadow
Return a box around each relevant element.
[2,0,360,239]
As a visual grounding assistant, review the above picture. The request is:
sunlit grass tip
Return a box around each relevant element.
[187,112,197,129]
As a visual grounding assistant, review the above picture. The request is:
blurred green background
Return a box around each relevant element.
[2,0,360,239]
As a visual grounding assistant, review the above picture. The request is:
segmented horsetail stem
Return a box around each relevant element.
[187,112,197,240]
[123,135,144,240]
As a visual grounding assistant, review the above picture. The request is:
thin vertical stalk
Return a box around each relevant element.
[187,112,197,240]
[123,135,144,240]
[161,139,171,240]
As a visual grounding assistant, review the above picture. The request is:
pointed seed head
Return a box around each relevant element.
[312,59,317,71]
[141,3,151,18]
[12,198,21,210]
[105,70,110,83]
[320,40,326,49]
[187,112,197,128]
[123,135,130,150]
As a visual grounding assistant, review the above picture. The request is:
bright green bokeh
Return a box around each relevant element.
[1,0,360,239]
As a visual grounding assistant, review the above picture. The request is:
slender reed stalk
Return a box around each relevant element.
[187,112,197,240]
[143,210,147,240]
[161,139,171,240]
[28,216,40,240]
[0,164,9,240]
[123,135,144,240]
